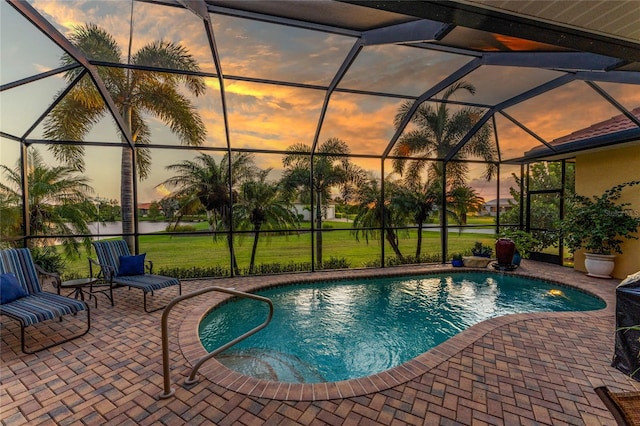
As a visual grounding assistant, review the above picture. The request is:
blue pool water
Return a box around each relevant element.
[199,272,604,383]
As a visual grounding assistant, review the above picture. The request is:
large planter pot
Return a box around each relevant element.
[584,253,616,278]
[512,252,522,266]
[495,238,516,266]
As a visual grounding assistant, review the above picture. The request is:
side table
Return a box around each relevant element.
[60,278,99,308]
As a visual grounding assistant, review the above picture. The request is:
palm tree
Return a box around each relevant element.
[352,175,404,259]
[392,82,496,232]
[0,149,95,257]
[390,179,438,258]
[448,185,485,227]
[281,138,364,265]
[159,152,255,230]
[158,151,256,273]
[43,24,206,251]
[392,81,497,189]
[234,169,300,274]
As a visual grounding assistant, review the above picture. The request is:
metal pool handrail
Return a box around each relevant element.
[159,286,274,399]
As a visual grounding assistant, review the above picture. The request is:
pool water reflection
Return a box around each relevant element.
[199,272,604,383]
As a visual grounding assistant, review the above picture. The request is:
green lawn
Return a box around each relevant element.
[62,221,497,278]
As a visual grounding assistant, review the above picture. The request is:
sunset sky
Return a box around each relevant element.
[1,0,638,204]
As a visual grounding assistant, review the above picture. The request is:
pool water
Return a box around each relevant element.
[199,272,604,383]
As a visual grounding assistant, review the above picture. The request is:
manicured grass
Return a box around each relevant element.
[62,221,497,278]
[465,216,496,225]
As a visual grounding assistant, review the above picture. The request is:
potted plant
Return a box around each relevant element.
[471,242,492,258]
[561,180,640,278]
[463,242,493,268]
[451,253,464,267]
[498,229,541,265]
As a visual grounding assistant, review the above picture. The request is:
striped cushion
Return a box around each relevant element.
[113,274,180,293]
[0,248,87,326]
[0,286,87,326]
[93,240,179,293]
[93,240,130,276]
[0,248,42,294]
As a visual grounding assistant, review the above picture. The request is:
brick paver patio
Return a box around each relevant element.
[1,261,639,425]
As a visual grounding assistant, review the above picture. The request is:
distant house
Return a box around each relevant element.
[292,203,335,221]
[480,198,514,217]
[137,202,162,217]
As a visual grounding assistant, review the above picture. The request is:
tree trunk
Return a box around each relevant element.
[227,232,239,275]
[121,105,135,252]
[385,228,403,259]
[416,220,423,258]
[222,207,239,275]
[206,210,214,232]
[315,190,323,266]
[249,224,261,274]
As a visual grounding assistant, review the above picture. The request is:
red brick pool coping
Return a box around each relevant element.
[177,264,616,402]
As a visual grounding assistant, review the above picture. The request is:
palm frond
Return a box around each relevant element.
[133,40,206,96]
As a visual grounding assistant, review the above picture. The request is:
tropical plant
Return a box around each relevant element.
[95,198,120,222]
[498,229,540,258]
[43,24,206,251]
[0,194,21,246]
[148,201,162,220]
[561,180,640,255]
[159,152,256,230]
[158,197,180,219]
[158,151,257,273]
[471,241,493,257]
[0,149,95,257]
[352,175,405,259]
[234,169,300,274]
[281,138,364,265]
[500,162,575,249]
[391,81,497,189]
[449,184,485,227]
[30,246,67,275]
[390,178,437,258]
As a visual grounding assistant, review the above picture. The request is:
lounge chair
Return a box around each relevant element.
[91,240,181,313]
[0,248,90,354]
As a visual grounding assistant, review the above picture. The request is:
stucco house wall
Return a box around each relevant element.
[574,144,640,279]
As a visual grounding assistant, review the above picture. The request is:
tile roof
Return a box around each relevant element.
[550,107,640,145]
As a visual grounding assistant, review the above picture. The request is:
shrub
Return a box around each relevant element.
[157,265,231,278]
[471,242,493,257]
[319,256,350,270]
[498,229,541,258]
[30,246,67,274]
[362,253,442,268]
[155,257,351,279]
[561,180,640,255]
[241,261,312,275]
[165,224,197,232]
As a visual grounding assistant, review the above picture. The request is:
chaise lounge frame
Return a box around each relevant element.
[91,240,181,313]
[0,248,90,354]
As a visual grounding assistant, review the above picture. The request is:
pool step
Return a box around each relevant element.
[218,348,326,383]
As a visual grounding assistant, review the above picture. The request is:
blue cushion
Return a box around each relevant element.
[1,273,28,304]
[118,254,146,276]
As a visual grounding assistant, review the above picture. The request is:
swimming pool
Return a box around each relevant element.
[198,272,605,383]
